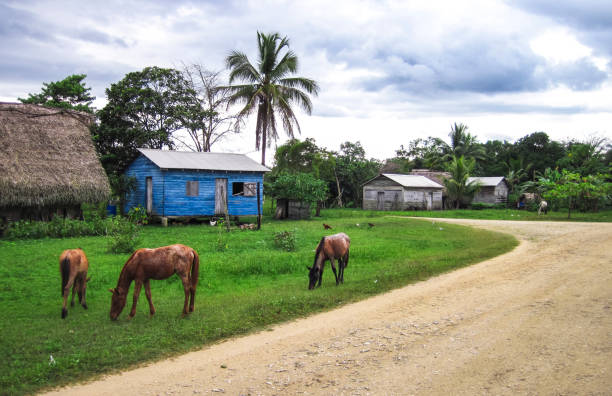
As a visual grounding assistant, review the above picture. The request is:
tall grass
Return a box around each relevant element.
[0,214,516,395]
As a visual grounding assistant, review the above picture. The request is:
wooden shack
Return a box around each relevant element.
[124,149,269,218]
[362,173,444,211]
[0,103,110,223]
[468,176,509,204]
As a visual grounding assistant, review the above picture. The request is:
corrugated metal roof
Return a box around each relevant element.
[382,174,444,188]
[467,176,505,186]
[137,149,270,172]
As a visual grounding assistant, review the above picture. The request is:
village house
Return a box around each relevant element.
[0,103,110,223]
[124,149,269,219]
[468,176,509,204]
[362,173,444,211]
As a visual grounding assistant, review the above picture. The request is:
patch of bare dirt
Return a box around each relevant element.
[43,219,612,395]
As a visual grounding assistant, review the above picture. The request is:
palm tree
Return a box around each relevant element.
[224,32,319,166]
[443,155,482,209]
[445,122,486,160]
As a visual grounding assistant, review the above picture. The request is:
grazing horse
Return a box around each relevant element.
[109,244,199,320]
[60,249,90,319]
[307,233,350,290]
[538,200,548,215]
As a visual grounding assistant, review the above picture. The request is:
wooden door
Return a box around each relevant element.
[215,178,228,215]
[426,192,433,210]
[145,177,153,214]
[377,191,384,210]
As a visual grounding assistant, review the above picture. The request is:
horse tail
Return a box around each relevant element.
[190,249,199,287]
[344,249,349,268]
[61,255,70,296]
[313,236,326,268]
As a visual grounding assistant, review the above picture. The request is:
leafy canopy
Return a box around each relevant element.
[19,74,95,113]
[224,31,319,165]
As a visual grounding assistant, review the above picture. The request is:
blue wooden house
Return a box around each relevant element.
[124,149,269,218]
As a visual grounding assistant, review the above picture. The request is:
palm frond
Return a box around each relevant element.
[226,51,260,84]
[279,77,319,95]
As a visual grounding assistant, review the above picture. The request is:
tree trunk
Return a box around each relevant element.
[334,168,343,208]
[315,201,322,217]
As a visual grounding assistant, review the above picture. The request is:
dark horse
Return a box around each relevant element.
[109,244,199,320]
[307,232,350,290]
[60,248,90,319]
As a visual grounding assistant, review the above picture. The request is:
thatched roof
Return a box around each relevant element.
[0,103,110,208]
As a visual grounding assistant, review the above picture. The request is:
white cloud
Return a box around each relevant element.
[1,0,611,163]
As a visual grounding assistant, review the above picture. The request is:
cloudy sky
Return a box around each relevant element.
[2,0,611,163]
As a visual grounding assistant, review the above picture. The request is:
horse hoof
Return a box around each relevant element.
[70,301,75,307]
[82,303,88,310]
[61,309,67,319]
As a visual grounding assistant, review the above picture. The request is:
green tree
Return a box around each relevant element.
[540,170,611,217]
[443,155,482,209]
[270,138,336,215]
[19,74,95,113]
[556,137,609,176]
[334,141,381,207]
[512,132,564,179]
[93,66,192,175]
[224,31,319,166]
[444,123,486,161]
[269,171,328,203]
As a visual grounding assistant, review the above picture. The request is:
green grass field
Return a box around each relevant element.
[331,208,612,222]
[0,214,517,395]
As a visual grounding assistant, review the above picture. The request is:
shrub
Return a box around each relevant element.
[470,202,506,210]
[107,216,141,253]
[273,230,297,251]
[127,206,148,225]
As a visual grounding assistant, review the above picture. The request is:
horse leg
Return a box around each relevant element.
[179,275,190,316]
[317,263,324,288]
[79,274,88,310]
[62,273,77,319]
[70,281,77,307]
[144,279,155,317]
[128,280,142,319]
[189,280,196,313]
[330,258,339,285]
[338,258,344,284]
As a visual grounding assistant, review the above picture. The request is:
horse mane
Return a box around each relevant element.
[313,236,326,269]
[116,250,140,288]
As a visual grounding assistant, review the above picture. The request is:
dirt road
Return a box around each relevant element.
[44,219,612,395]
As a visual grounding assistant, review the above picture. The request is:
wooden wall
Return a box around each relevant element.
[472,182,509,204]
[362,177,443,210]
[125,156,264,217]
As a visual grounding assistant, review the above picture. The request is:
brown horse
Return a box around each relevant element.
[307,232,350,290]
[109,244,199,320]
[60,249,90,319]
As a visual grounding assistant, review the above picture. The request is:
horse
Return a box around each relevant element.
[109,244,199,320]
[59,248,90,319]
[538,200,548,215]
[307,233,350,290]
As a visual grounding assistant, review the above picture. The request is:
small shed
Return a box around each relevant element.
[124,149,269,218]
[362,173,444,211]
[0,103,110,222]
[468,176,509,204]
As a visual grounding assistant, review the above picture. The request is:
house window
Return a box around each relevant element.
[186,181,199,196]
[232,182,257,196]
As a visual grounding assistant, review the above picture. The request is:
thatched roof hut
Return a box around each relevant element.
[0,103,110,220]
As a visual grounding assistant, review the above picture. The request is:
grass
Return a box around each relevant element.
[314,207,612,222]
[0,213,517,395]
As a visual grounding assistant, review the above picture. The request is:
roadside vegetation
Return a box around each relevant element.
[0,215,516,395]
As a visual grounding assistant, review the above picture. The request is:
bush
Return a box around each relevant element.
[273,230,297,251]
[470,202,506,210]
[4,215,114,239]
[107,216,141,253]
